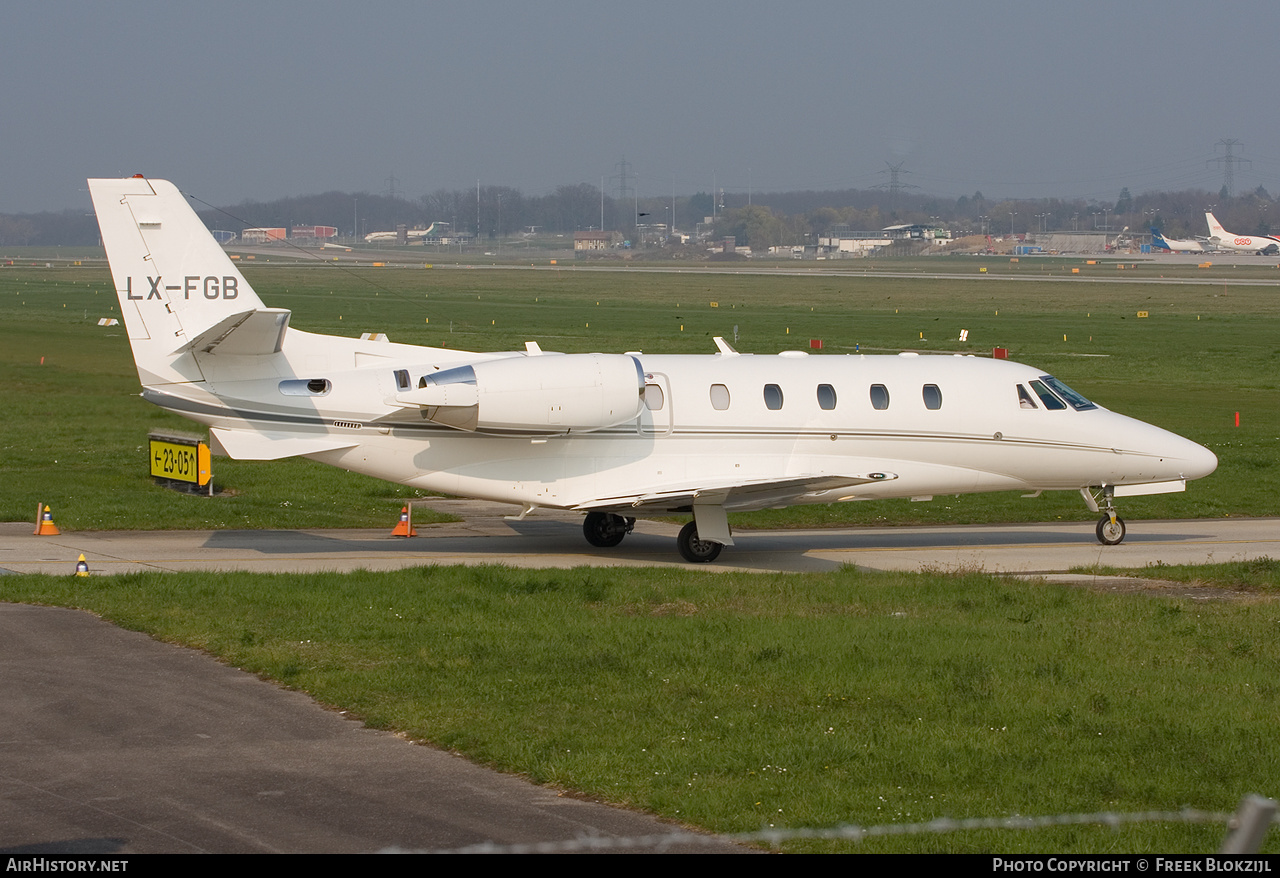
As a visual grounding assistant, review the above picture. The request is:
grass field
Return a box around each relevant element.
[2,252,1277,529]
[4,562,1279,853]
[4,252,1280,852]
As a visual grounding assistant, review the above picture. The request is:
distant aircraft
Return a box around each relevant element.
[88,176,1217,560]
[1150,228,1204,253]
[1204,212,1280,255]
[364,222,443,244]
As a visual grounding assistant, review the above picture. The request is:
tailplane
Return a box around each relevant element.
[88,176,289,386]
[1205,211,1228,239]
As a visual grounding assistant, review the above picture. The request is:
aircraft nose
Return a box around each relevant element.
[1179,440,1218,481]
[1119,415,1218,483]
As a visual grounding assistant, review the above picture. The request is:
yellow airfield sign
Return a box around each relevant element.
[148,434,212,487]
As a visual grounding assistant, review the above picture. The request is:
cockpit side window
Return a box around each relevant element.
[1040,375,1097,411]
[1017,384,1038,409]
[1028,379,1067,410]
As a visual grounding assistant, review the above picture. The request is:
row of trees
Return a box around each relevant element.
[1,181,1273,248]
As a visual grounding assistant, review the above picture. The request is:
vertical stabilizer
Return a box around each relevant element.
[89,176,279,386]
[1205,212,1228,239]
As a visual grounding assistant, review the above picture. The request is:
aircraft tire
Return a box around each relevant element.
[677,520,723,563]
[1096,515,1126,546]
[583,512,628,548]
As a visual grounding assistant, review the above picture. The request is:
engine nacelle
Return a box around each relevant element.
[396,353,645,434]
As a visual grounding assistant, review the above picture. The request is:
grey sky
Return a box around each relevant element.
[3,0,1277,214]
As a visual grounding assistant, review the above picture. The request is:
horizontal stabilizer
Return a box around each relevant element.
[182,308,291,355]
[210,428,359,461]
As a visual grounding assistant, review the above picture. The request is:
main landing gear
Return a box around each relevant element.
[677,520,723,563]
[582,511,635,548]
[1081,486,1126,546]
[581,512,726,563]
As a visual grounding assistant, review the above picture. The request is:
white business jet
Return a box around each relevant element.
[89,177,1217,562]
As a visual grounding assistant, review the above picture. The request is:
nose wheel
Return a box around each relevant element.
[1096,514,1126,546]
[1082,486,1126,546]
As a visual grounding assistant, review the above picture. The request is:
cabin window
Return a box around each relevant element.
[710,384,730,410]
[394,369,410,391]
[922,384,942,410]
[764,384,784,410]
[1039,375,1097,411]
[870,384,890,410]
[817,384,837,410]
[644,384,665,411]
[1017,384,1038,409]
[1028,379,1067,410]
[279,378,331,396]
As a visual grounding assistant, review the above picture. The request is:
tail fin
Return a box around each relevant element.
[88,176,289,387]
[1151,228,1170,249]
[1205,211,1228,239]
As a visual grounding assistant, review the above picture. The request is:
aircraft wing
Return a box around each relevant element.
[574,471,898,515]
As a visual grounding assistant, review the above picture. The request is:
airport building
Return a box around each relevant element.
[574,230,620,251]
[240,227,286,243]
[291,225,338,241]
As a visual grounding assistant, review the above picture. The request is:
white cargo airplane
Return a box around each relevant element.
[89,176,1217,561]
[1205,212,1280,255]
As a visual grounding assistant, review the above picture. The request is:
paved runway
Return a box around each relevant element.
[3,505,1278,577]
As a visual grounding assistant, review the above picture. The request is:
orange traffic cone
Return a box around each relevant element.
[390,505,417,537]
[75,554,90,577]
[34,503,60,536]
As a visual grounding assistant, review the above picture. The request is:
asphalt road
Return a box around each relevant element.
[0,603,745,855]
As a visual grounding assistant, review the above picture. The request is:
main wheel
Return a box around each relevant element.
[677,520,723,563]
[583,512,628,548]
[1096,515,1126,546]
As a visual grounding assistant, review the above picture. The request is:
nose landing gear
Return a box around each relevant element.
[1081,486,1126,546]
[1096,512,1126,546]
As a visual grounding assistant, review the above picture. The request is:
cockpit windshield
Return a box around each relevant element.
[1038,375,1097,411]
